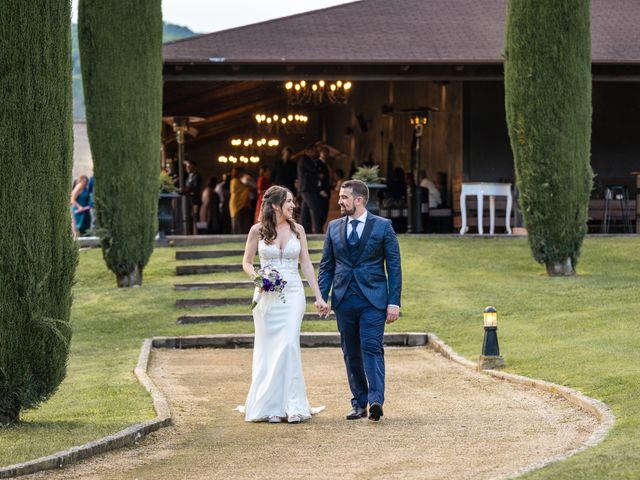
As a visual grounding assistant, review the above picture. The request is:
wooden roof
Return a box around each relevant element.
[164,0,640,66]
[162,0,640,147]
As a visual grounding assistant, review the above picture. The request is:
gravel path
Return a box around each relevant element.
[28,347,597,480]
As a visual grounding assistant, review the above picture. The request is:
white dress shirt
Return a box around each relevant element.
[419,178,442,208]
[347,210,367,239]
[346,210,399,311]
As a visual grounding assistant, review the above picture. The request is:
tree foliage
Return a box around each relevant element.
[504,0,593,275]
[0,1,77,425]
[79,0,163,286]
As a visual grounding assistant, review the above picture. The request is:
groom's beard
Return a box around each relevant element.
[340,204,355,216]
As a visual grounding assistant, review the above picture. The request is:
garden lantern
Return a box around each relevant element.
[479,306,504,369]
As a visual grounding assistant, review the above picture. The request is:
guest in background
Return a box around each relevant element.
[200,177,220,234]
[325,168,346,227]
[87,175,95,229]
[316,146,332,232]
[165,161,180,189]
[241,169,258,218]
[183,159,203,234]
[215,173,231,234]
[333,168,346,192]
[71,175,91,236]
[405,172,416,188]
[254,165,273,223]
[273,146,298,194]
[297,144,321,233]
[419,170,442,208]
[387,167,407,201]
[229,166,252,234]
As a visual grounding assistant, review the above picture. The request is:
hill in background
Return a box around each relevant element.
[73,22,196,119]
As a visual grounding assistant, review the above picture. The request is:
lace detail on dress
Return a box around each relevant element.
[258,235,301,274]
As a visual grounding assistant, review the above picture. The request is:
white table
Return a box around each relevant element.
[459,182,512,235]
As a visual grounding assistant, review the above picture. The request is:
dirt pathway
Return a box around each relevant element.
[29,347,597,480]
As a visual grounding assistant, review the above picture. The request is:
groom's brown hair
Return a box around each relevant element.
[341,179,369,205]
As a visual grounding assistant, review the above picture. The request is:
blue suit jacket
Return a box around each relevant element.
[318,212,402,310]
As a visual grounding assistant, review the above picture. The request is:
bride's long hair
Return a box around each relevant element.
[258,185,299,245]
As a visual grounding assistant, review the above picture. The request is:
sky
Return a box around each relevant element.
[71,0,356,33]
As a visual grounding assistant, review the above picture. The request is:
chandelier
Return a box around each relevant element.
[229,137,280,149]
[409,113,429,126]
[217,137,280,164]
[254,112,308,134]
[285,80,352,105]
[217,155,260,164]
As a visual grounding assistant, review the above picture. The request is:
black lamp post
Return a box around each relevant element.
[479,306,505,369]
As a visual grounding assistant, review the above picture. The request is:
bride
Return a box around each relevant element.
[241,185,328,423]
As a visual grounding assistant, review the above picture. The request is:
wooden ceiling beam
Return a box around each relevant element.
[163,96,282,148]
[163,82,282,116]
[183,118,252,148]
[188,98,282,144]
[202,96,281,124]
[163,80,270,111]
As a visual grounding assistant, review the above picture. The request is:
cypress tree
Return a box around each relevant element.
[79,0,163,287]
[504,0,593,276]
[0,2,77,425]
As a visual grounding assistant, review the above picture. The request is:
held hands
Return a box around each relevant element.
[314,299,330,318]
[386,305,400,324]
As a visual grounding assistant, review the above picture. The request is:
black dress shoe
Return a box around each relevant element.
[368,402,383,421]
[346,406,367,420]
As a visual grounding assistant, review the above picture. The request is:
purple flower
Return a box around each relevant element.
[251,265,288,310]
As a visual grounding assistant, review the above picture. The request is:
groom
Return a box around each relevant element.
[318,179,402,422]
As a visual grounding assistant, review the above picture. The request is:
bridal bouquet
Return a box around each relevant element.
[251,265,287,310]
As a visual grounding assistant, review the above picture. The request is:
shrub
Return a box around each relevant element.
[0,1,77,425]
[504,0,593,275]
[79,0,163,286]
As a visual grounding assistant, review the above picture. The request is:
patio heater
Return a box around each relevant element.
[404,107,437,233]
[164,116,203,235]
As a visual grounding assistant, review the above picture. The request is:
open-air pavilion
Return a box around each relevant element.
[162,0,640,234]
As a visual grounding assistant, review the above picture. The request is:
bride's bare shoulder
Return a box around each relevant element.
[293,222,306,235]
[248,223,262,238]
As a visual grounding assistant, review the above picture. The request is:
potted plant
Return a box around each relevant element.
[351,165,386,215]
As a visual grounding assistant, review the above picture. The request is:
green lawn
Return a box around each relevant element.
[1,236,639,478]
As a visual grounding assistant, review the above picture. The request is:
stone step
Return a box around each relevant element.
[174,280,310,290]
[175,248,323,260]
[152,332,428,349]
[176,262,320,275]
[76,236,101,248]
[177,312,335,324]
[176,296,317,308]
[168,234,325,246]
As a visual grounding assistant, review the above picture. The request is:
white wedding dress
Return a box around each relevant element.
[243,234,313,422]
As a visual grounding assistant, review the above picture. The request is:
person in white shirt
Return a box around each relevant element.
[419,170,442,208]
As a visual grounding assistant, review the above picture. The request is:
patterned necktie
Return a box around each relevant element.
[348,219,360,246]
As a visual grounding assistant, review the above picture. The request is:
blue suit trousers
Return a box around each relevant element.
[334,287,387,408]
